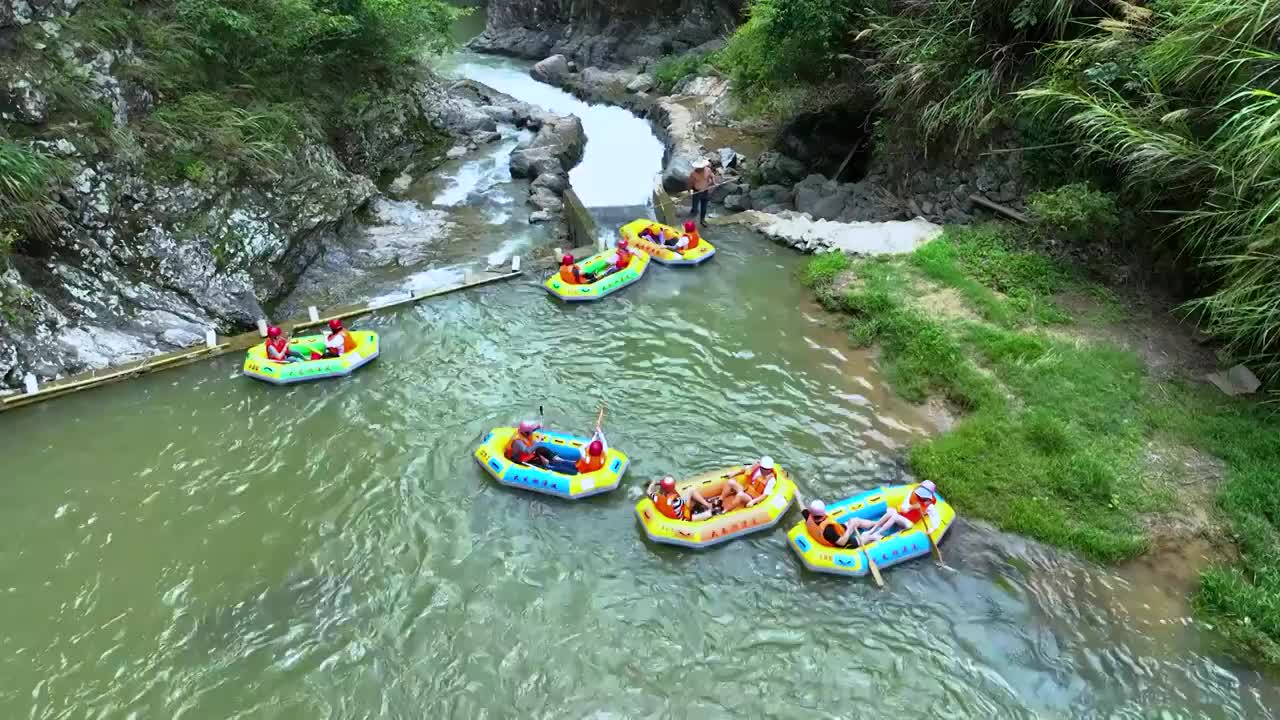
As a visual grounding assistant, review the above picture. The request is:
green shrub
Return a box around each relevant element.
[800,251,850,289]
[0,140,65,239]
[653,52,709,94]
[1027,183,1121,245]
[721,0,858,98]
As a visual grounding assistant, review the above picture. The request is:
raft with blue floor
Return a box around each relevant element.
[618,219,716,266]
[242,331,379,385]
[473,426,629,499]
[787,483,956,577]
[543,247,650,302]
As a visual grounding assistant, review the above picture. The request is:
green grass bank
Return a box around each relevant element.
[802,224,1280,666]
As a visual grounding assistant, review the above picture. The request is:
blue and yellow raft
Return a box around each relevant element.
[787,484,956,577]
[242,331,379,385]
[618,219,716,266]
[543,247,650,302]
[473,426,629,499]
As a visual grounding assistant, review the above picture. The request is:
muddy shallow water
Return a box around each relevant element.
[0,45,1277,720]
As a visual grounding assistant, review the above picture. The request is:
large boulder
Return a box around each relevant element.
[531,54,570,85]
[723,194,752,212]
[752,151,807,186]
[749,184,794,210]
[811,193,849,221]
[529,186,564,213]
[532,172,568,194]
[626,73,655,94]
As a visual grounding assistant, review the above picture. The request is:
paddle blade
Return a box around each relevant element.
[867,556,885,589]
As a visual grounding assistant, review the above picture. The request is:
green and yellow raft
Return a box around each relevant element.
[544,248,650,302]
[242,331,379,385]
[618,219,716,266]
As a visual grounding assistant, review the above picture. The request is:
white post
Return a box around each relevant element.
[511,255,521,272]
[205,329,217,348]
[308,306,320,322]
[257,318,268,337]
[554,247,563,259]
[23,372,37,395]
[597,233,607,252]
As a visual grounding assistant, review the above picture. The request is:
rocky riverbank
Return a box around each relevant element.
[0,4,585,389]
[508,47,1033,249]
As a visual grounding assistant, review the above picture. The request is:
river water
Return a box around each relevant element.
[1,41,1277,720]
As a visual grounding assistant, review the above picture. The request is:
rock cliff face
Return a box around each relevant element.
[470,0,743,66]
[0,3,519,388]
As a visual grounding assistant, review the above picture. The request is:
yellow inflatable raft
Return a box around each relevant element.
[635,465,796,548]
[543,247,650,302]
[618,219,716,266]
[473,426,629,499]
[242,331,379,385]
[787,484,956,578]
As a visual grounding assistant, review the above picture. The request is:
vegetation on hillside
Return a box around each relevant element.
[803,223,1280,664]
[0,0,459,251]
[721,0,1280,382]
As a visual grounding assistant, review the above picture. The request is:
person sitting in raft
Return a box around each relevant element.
[646,476,715,522]
[715,456,779,514]
[862,481,938,542]
[573,429,609,474]
[558,254,596,285]
[681,220,701,251]
[263,325,305,363]
[506,420,557,468]
[324,318,357,358]
[801,499,879,548]
[602,237,633,275]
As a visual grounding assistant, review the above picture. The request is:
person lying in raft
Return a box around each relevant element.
[324,318,357,358]
[862,481,938,542]
[541,427,609,476]
[558,254,598,285]
[646,476,716,521]
[715,456,779,513]
[263,326,306,363]
[801,499,879,548]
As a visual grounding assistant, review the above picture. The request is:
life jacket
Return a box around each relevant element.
[685,228,700,249]
[576,449,605,474]
[559,265,581,284]
[742,468,772,498]
[614,249,632,270]
[504,432,538,464]
[327,329,356,354]
[265,337,290,362]
[807,513,847,548]
[654,491,689,521]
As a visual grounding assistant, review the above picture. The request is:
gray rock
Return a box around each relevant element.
[626,73,655,94]
[1,75,49,124]
[580,66,628,95]
[446,145,468,160]
[750,184,794,209]
[994,180,1020,203]
[723,194,752,211]
[472,130,501,144]
[711,181,743,204]
[531,54,570,85]
[718,147,740,169]
[753,152,807,186]
[529,210,553,224]
[479,104,518,124]
[532,172,568,194]
[529,186,564,213]
[811,193,849,221]
[975,174,996,193]
[794,182,825,217]
[160,327,204,348]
